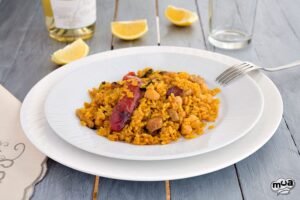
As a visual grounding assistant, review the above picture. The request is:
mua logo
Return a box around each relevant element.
[271,178,295,195]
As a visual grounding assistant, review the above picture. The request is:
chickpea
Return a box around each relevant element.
[191,120,201,129]
[189,115,198,122]
[181,124,193,135]
[189,75,205,84]
[188,115,201,129]
[174,96,183,106]
[145,88,160,100]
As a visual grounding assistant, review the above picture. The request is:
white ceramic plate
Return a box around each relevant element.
[20,47,282,181]
[44,47,264,160]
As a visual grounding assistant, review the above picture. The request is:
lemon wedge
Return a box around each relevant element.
[111,19,148,40]
[165,5,198,26]
[51,39,89,65]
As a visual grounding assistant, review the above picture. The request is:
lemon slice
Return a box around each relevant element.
[165,5,198,26]
[111,19,148,40]
[51,39,89,65]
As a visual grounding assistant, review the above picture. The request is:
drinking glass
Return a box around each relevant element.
[208,0,258,49]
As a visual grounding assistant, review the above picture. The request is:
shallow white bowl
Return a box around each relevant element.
[44,47,264,160]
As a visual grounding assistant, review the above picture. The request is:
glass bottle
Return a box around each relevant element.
[41,0,96,42]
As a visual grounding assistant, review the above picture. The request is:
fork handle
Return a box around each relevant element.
[264,60,300,71]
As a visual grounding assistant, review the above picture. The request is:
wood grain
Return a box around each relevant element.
[98,178,165,200]
[170,167,243,200]
[1,4,64,100]
[31,159,94,200]
[157,1,243,199]
[236,121,300,200]
[93,176,100,200]
[98,1,166,200]
[0,1,96,199]
[0,0,300,199]
[158,0,206,48]
[0,0,39,82]
[112,0,157,48]
[165,180,171,200]
[88,1,117,196]
[196,0,300,199]
[87,0,116,53]
[255,0,300,152]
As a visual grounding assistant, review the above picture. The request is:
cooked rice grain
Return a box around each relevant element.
[76,68,220,145]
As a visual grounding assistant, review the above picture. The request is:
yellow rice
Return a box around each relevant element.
[76,67,220,145]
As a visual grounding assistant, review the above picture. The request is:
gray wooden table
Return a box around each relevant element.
[1,0,300,199]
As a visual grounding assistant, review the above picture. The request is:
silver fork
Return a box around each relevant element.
[216,61,300,86]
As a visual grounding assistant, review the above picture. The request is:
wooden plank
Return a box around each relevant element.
[196,0,300,199]
[195,0,212,50]
[112,0,157,48]
[31,1,116,199]
[31,159,94,200]
[0,0,39,82]
[1,4,65,100]
[156,1,243,199]
[99,1,166,199]
[87,0,116,53]
[92,176,100,200]
[171,167,242,200]
[165,181,171,200]
[236,121,300,200]
[1,0,115,100]
[0,1,102,199]
[88,1,117,198]
[98,178,165,200]
[254,0,300,152]
[158,0,206,48]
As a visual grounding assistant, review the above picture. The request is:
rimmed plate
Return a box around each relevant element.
[44,47,264,160]
[20,47,282,181]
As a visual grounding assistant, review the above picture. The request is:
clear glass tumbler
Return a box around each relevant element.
[208,0,258,49]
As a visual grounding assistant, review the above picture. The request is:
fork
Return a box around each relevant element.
[216,61,300,86]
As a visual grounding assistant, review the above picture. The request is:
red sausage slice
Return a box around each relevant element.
[110,73,142,131]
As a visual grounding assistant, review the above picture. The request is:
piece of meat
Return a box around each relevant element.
[110,74,142,131]
[111,82,120,89]
[146,117,163,133]
[123,72,142,86]
[166,86,183,97]
[167,109,180,122]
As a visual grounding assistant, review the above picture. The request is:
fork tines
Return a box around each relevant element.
[216,62,253,86]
